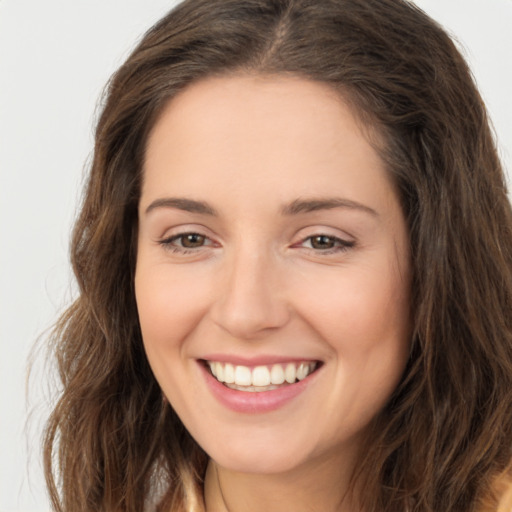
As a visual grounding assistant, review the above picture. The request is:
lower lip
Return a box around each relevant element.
[199,362,318,414]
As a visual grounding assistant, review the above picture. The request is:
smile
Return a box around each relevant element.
[206,360,319,392]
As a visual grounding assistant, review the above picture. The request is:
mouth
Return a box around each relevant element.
[203,360,321,392]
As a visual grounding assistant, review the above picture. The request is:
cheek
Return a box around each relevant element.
[134,264,207,398]
[297,262,410,351]
[295,258,411,409]
[308,280,410,442]
[135,265,210,419]
[135,263,209,346]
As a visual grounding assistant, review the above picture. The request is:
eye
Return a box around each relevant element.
[309,235,338,250]
[175,233,207,248]
[299,234,354,254]
[159,232,215,253]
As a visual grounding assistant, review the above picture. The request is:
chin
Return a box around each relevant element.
[202,434,312,475]
[211,451,306,475]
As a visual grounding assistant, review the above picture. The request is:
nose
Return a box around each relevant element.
[209,247,290,340]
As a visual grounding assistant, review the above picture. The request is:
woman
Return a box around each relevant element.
[43,0,512,511]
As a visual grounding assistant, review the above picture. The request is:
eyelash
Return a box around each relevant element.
[159,232,355,256]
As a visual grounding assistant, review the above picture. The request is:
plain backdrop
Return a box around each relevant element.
[0,1,511,511]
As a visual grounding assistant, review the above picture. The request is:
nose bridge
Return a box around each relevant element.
[211,240,289,339]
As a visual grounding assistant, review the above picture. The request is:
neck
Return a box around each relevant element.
[203,450,362,512]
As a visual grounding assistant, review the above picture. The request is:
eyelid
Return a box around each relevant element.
[156,223,217,241]
[293,224,354,241]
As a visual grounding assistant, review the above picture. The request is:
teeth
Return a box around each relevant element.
[252,366,270,386]
[215,362,224,382]
[285,363,296,384]
[234,365,252,386]
[270,364,285,385]
[297,363,308,381]
[207,361,318,389]
[224,363,235,384]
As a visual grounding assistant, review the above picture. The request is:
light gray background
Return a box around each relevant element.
[1,1,511,511]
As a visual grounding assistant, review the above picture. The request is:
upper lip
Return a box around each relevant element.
[200,354,321,367]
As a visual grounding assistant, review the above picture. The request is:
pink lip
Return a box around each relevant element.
[198,360,320,414]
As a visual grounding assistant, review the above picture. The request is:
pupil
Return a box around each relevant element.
[312,235,334,249]
[183,234,204,248]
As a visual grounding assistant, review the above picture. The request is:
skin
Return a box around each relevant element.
[135,74,412,512]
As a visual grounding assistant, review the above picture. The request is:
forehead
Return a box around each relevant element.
[141,74,394,213]
[145,73,368,161]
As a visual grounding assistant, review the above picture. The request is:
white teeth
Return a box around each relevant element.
[234,365,252,386]
[296,363,308,381]
[226,384,281,392]
[285,363,296,384]
[224,363,235,384]
[215,362,224,382]
[252,366,270,387]
[207,360,318,389]
[270,364,285,385]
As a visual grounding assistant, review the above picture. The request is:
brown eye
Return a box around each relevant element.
[309,235,336,250]
[180,233,206,248]
[159,231,216,254]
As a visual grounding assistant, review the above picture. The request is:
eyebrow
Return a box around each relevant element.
[144,196,378,217]
[145,197,218,216]
[281,197,378,217]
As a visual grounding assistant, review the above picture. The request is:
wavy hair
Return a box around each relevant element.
[43,0,512,510]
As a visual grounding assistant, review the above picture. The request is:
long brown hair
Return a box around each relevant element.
[43,1,512,510]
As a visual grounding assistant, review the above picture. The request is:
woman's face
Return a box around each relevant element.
[135,74,411,475]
